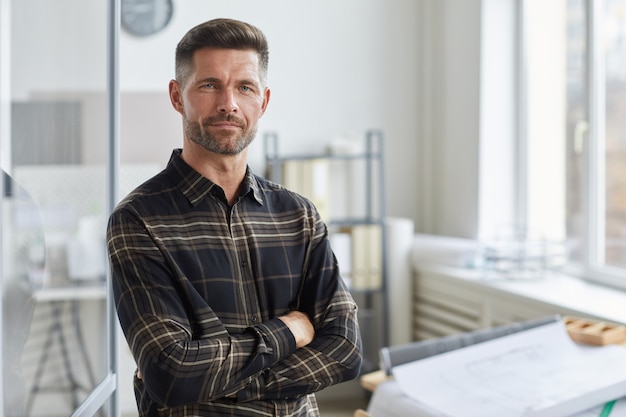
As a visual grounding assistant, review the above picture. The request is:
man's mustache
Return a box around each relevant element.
[203,114,245,128]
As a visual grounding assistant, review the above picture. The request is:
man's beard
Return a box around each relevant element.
[184,114,257,155]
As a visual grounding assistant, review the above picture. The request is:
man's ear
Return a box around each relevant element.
[169,79,184,115]
[260,87,271,117]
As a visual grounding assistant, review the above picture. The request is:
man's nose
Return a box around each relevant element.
[217,89,238,113]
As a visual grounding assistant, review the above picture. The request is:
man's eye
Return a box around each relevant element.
[202,83,215,89]
[240,86,251,92]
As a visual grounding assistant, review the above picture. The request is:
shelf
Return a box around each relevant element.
[263,130,384,162]
[265,152,382,162]
[329,218,385,227]
[264,129,389,360]
[348,287,385,295]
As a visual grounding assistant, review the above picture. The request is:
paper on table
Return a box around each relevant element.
[393,321,626,417]
[570,397,626,417]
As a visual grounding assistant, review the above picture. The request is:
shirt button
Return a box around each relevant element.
[251,315,257,323]
[241,260,248,268]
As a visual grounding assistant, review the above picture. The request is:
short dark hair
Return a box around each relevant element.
[175,18,269,88]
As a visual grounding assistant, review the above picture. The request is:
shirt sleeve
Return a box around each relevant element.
[107,208,299,408]
[235,219,363,402]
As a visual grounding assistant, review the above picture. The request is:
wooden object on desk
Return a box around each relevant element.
[354,409,372,417]
[564,316,626,346]
[360,369,391,393]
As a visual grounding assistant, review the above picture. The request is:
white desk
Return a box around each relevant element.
[34,282,107,302]
[368,380,445,417]
[26,282,107,415]
[367,380,626,417]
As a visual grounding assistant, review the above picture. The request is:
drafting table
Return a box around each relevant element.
[368,316,626,417]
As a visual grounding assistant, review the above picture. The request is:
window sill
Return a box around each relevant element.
[416,264,626,325]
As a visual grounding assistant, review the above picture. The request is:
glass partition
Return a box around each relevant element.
[1,0,117,415]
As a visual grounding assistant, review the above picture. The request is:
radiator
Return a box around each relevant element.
[412,267,568,341]
[413,273,484,340]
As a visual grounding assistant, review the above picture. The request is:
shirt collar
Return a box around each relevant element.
[166,149,264,207]
[242,169,264,206]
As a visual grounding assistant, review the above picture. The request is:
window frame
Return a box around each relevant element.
[518,0,626,290]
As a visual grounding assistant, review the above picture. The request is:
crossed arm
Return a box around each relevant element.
[135,310,313,380]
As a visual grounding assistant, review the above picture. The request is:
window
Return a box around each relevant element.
[524,0,626,288]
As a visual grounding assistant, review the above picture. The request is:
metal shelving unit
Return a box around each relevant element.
[264,130,388,372]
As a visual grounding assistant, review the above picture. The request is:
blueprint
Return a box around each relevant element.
[570,398,626,416]
[393,321,626,417]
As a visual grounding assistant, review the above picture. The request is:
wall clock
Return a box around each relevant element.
[121,0,174,37]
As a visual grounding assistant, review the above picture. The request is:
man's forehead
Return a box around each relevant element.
[188,49,261,83]
[192,47,260,66]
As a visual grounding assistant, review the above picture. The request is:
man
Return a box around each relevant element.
[107,18,362,416]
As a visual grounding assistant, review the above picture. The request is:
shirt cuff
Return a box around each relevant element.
[254,317,297,366]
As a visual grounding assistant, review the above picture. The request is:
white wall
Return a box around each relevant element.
[10,0,486,236]
[10,0,108,98]
[119,0,425,222]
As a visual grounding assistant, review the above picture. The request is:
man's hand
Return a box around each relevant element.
[278,311,315,348]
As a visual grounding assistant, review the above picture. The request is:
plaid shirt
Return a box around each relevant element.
[107,149,362,417]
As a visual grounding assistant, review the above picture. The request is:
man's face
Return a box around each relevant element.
[171,48,270,155]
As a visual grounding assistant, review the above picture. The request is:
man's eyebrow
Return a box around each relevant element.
[238,80,258,89]
[196,77,221,85]
[195,77,258,86]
